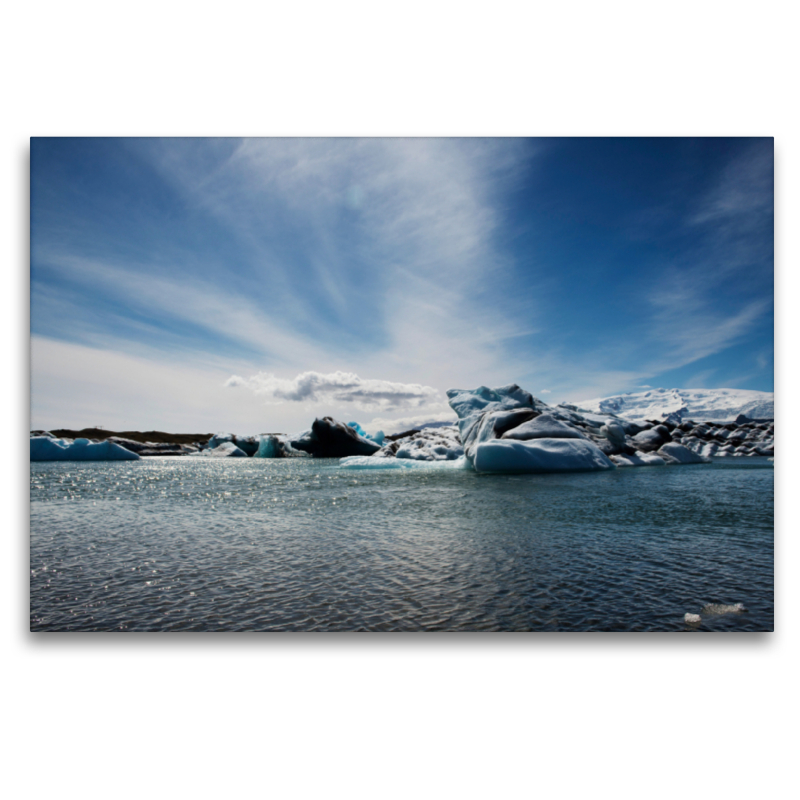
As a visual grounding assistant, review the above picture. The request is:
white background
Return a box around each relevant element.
[4,2,796,798]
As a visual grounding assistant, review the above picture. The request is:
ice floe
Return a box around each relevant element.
[339,455,470,470]
[701,602,747,615]
[683,602,747,625]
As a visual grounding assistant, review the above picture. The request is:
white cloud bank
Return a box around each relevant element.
[226,370,440,411]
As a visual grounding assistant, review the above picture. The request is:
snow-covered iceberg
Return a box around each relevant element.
[31,436,141,461]
[372,424,464,461]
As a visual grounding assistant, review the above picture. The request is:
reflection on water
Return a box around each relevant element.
[30,457,774,631]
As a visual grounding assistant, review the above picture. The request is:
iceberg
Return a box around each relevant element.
[445,384,613,473]
[610,451,667,467]
[291,417,382,458]
[656,442,710,464]
[501,414,586,441]
[347,422,385,446]
[631,426,670,452]
[334,381,774,472]
[253,434,310,459]
[206,433,258,456]
[373,425,463,461]
[254,435,286,458]
[30,436,140,461]
[191,441,248,457]
[446,384,541,457]
[472,438,615,474]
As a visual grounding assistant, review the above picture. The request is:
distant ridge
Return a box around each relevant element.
[44,428,212,445]
[569,388,774,423]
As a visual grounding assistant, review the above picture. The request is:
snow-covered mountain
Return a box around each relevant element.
[569,387,774,423]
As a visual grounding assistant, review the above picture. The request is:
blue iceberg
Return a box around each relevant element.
[347,422,385,446]
[31,436,141,461]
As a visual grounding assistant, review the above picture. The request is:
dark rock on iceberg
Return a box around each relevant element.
[631,426,671,452]
[108,437,188,456]
[291,417,382,458]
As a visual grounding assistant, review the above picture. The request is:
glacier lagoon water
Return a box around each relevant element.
[30,457,773,632]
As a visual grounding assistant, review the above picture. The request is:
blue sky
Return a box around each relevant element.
[30,137,773,434]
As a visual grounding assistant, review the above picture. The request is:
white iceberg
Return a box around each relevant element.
[610,451,667,467]
[657,442,710,464]
[374,425,463,461]
[30,436,140,461]
[191,441,248,457]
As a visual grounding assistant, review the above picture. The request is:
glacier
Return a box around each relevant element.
[571,387,774,424]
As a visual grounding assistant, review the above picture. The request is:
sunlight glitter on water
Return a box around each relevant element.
[30,457,773,631]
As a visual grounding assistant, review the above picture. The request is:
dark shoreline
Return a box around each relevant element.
[36,428,213,446]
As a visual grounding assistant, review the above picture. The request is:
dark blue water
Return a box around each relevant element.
[29,457,774,631]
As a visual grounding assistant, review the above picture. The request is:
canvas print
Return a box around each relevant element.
[30,137,774,631]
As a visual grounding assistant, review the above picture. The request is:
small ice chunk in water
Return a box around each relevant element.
[700,602,747,615]
[684,613,702,624]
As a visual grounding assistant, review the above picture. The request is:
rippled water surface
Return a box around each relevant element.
[30,457,774,631]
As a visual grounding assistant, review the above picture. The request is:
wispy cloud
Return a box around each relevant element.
[690,141,773,227]
[365,409,458,435]
[226,370,440,411]
[30,138,773,431]
[646,290,771,369]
